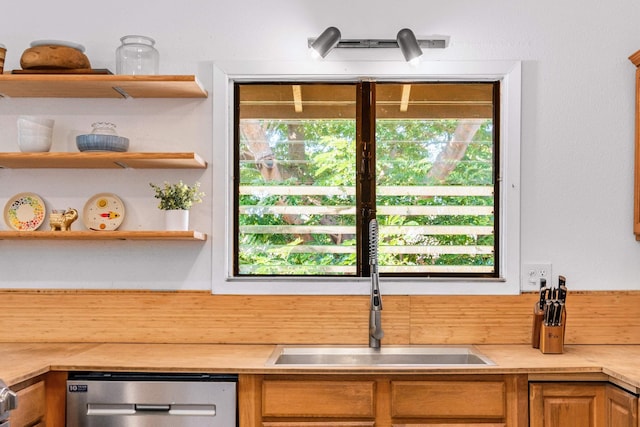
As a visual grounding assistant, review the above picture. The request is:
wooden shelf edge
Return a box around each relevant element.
[0,230,207,241]
[0,74,202,83]
[0,74,208,98]
[0,152,207,169]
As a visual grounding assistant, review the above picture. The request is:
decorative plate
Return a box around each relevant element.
[3,192,46,231]
[82,193,125,231]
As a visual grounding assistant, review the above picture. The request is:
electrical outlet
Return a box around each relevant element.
[521,263,552,291]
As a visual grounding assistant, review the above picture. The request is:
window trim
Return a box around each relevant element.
[212,60,521,295]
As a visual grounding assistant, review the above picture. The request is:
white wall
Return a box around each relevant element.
[1,0,639,291]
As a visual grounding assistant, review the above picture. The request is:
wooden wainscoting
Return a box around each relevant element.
[0,290,638,345]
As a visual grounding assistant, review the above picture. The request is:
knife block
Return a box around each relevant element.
[540,325,564,353]
[539,310,567,354]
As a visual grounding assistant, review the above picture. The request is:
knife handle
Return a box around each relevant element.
[558,275,566,288]
[558,284,567,304]
[531,305,544,349]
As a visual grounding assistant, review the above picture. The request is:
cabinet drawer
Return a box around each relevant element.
[391,380,505,418]
[262,380,375,418]
[263,423,374,427]
[10,380,46,427]
[392,424,505,427]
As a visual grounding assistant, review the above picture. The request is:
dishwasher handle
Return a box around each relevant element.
[87,404,136,415]
[136,404,171,412]
[170,404,217,416]
[88,403,216,416]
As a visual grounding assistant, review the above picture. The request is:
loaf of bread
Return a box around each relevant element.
[20,45,91,70]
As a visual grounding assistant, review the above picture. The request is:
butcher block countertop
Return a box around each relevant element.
[2,343,640,393]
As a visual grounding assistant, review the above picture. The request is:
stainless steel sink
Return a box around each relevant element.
[266,345,495,367]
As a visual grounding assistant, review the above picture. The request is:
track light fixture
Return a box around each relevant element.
[396,28,423,66]
[309,26,342,59]
[308,27,448,63]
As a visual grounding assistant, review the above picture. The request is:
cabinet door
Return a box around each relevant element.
[263,423,374,427]
[605,384,638,427]
[391,380,506,419]
[262,380,376,418]
[529,382,606,427]
[391,424,504,427]
[9,380,46,427]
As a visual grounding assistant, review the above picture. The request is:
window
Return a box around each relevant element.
[213,60,521,294]
[235,80,498,278]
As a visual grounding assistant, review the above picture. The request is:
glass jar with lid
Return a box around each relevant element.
[115,35,159,75]
[91,122,118,135]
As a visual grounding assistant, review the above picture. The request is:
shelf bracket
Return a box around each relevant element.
[112,86,130,99]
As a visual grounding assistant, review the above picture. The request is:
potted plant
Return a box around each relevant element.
[150,181,205,230]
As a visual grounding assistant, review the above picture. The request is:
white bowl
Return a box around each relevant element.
[18,134,52,152]
[17,116,53,152]
[18,116,54,129]
[19,127,53,136]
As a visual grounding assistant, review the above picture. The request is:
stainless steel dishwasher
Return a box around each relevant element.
[66,372,237,427]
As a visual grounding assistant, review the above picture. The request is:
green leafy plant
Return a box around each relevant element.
[150,181,205,210]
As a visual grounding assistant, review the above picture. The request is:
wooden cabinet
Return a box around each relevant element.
[239,374,528,427]
[8,372,66,427]
[605,385,639,427]
[529,382,638,427]
[10,380,46,427]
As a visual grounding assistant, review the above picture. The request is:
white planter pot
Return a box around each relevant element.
[164,209,189,231]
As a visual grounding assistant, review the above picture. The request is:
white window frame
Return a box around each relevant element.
[212,60,521,295]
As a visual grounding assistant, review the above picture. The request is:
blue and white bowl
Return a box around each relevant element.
[76,134,130,152]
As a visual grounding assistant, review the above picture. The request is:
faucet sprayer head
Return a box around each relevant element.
[368,218,382,311]
[369,218,379,265]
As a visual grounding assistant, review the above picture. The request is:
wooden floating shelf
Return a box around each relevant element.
[0,230,207,241]
[0,74,208,98]
[0,152,207,169]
